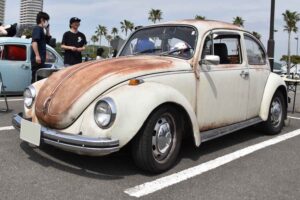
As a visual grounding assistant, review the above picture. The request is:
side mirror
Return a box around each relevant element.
[200,55,220,65]
[49,38,56,48]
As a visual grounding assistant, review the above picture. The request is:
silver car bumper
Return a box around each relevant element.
[12,113,120,156]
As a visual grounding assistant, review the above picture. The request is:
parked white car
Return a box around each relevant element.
[13,20,287,173]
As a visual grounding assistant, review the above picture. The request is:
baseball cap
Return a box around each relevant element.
[70,17,81,24]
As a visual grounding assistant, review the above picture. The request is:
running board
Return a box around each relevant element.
[200,117,263,143]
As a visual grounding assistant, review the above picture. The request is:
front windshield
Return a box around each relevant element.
[119,26,197,59]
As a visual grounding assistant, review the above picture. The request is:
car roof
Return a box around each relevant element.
[0,37,58,52]
[0,37,32,44]
[149,19,244,34]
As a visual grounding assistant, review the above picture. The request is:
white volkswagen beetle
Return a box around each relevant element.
[13,20,287,173]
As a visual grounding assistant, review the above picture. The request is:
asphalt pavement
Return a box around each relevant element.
[0,97,299,200]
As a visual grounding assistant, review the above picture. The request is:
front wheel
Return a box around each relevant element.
[131,106,182,173]
[261,91,286,135]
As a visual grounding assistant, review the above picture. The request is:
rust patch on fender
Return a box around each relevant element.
[35,56,174,128]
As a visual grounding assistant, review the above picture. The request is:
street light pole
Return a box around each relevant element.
[296,37,299,56]
[296,36,299,74]
[267,0,275,72]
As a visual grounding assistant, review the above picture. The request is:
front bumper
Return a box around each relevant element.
[12,113,120,156]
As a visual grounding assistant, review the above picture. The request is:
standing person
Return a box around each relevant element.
[61,17,87,66]
[31,12,51,83]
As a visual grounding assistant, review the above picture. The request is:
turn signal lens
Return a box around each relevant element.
[129,79,144,86]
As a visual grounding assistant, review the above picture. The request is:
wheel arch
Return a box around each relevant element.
[98,82,200,148]
[259,73,287,121]
[143,102,195,142]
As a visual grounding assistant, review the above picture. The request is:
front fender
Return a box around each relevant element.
[259,73,287,121]
[80,82,200,148]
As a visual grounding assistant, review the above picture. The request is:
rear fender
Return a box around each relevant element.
[259,73,287,121]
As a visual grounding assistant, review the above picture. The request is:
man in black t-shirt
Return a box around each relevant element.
[31,12,51,83]
[61,17,87,66]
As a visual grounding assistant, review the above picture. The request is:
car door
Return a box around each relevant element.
[0,44,31,92]
[197,31,249,131]
[243,34,270,119]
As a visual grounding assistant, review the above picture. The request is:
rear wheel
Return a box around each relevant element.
[131,106,182,173]
[261,91,286,135]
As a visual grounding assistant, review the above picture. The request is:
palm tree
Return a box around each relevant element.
[106,35,112,46]
[233,16,245,27]
[106,35,113,56]
[111,27,118,37]
[148,9,163,24]
[120,20,134,37]
[282,10,300,76]
[195,15,206,20]
[252,31,261,40]
[95,25,107,46]
[91,35,99,45]
[91,35,99,55]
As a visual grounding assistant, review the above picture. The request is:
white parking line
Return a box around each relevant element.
[124,129,300,198]
[288,116,300,120]
[0,126,14,131]
[0,98,23,102]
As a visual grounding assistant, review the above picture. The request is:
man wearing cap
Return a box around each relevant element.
[61,17,87,66]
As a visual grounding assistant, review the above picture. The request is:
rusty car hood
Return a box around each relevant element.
[35,56,191,129]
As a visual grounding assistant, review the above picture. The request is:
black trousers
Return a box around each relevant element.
[31,62,45,83]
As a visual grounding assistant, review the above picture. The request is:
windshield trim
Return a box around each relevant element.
[118,24,198,60]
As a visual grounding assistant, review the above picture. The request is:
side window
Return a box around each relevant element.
[244,35,266,65]
[202,34,242,65]
[46,49,57,63]
[1,45,27,61]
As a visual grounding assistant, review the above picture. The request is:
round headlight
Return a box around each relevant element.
[94,98,116,129]
[24,85,36,108]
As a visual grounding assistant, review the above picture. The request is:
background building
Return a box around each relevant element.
[0,0,5,23]
[20,0,43,26]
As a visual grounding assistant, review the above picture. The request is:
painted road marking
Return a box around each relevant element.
[0,126,14,131]
[288,116,300,120]
[124,129,300,198]
[0,98,23,102]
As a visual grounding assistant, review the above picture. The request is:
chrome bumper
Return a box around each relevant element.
[12,113,120,156]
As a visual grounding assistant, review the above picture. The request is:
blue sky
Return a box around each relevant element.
[4,0,300,61]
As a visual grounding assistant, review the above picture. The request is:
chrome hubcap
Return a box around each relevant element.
[152,115,175,161]
[270,97,282,127]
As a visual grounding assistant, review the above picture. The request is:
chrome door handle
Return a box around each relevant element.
[240,70,249,78]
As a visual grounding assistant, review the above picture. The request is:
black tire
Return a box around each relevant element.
[261,91,286,135]
[131,106,182,173]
